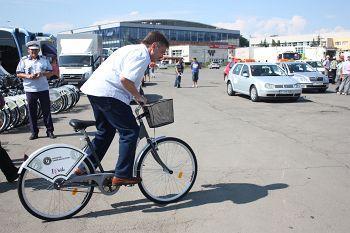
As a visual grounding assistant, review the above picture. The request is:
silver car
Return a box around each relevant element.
[225,63,302,102]
[277,62,329,92]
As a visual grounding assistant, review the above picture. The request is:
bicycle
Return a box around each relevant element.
[17,99,198,221]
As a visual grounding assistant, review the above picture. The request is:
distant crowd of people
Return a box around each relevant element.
[323,54,350,95]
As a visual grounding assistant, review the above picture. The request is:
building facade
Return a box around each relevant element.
[59,19,240,50]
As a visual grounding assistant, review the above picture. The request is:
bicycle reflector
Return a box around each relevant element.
[71,188,78,196]
[178,171,183,179]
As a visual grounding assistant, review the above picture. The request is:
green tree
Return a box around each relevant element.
[271,39,277,47]
[239,35,249,47]
[277,40,281,46]
[263,38,269,47]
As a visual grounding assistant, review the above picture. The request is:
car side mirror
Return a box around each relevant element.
[242,72,249,77]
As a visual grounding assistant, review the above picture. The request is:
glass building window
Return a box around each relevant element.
[191,31,197,42]
[170,30,177,40]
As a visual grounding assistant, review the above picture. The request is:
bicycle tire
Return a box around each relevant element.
[18,158,95,221]
[137,137,197,204]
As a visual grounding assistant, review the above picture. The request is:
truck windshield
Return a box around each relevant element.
[59,55,92,67]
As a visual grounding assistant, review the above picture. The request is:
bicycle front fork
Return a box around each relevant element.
[139,121,173,174]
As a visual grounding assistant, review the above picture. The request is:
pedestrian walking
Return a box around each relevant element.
[335,55,344,92]
[16,41,56,140]
[338,55,350,95]
[174,58,184,88]
[191,57,200,88]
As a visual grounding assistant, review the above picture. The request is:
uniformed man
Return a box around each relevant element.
[16,41,56,140]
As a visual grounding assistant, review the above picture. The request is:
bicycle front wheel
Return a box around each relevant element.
[137,137,197,204]
[18,159,94,221]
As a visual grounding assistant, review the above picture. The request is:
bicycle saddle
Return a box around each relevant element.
[69,119,96,131]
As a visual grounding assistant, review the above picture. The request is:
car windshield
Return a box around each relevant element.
[59,55,92,67]
[306,61,322,68]
[250,65,286,76]
[287,63,315,73]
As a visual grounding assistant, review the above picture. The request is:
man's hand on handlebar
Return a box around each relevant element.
[135,95,147,105]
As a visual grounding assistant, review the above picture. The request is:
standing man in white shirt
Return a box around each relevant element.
[80,31,169,186]
[16,41,56,140]
[338,55,350,95]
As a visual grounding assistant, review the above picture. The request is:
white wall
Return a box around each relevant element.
[169,45,228,63]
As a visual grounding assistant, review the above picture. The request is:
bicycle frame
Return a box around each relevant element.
[18,103,173,195]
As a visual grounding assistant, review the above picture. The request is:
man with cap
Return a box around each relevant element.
[16,41,56,140]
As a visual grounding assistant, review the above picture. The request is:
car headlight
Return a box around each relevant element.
[293,83,301,88]
[265,83,275,89]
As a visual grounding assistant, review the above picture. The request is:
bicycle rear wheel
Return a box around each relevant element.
[18,159,94,221]
[137,137,197,204]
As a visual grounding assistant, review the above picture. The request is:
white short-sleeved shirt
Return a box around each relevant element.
[16,55,52,92]
[80,44,150,105]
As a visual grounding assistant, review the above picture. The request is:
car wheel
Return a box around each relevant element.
[250,86,259,102]
[227,82,235,96]
[291,97,299,102]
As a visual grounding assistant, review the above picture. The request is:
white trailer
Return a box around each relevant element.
[168,45,228,64]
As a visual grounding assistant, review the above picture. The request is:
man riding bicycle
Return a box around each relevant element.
[80,31,169,186]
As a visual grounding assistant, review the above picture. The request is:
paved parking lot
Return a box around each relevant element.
[1,67,350,233]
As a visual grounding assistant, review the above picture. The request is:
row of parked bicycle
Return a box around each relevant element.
[0,85,80,133]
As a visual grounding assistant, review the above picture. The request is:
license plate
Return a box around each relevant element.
[68,82,79,85]
[279,90,293,94]
[313,82,323,86]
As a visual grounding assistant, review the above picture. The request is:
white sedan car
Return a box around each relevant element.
[225,63,302,102]
[277,62,329,92]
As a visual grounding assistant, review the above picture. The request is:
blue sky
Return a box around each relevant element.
[1,0,349,37]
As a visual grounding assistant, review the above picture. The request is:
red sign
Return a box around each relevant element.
[209,44,235,49]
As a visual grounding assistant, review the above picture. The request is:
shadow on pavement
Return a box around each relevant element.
[76,182,288,219]
[0,181,18,193]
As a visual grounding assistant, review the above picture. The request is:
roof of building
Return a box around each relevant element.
[123,19,218,29]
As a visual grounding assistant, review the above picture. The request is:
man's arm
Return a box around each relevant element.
[17,73,35,79]
[120,76,147,104]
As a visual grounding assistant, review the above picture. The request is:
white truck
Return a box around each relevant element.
[57,34,102,86]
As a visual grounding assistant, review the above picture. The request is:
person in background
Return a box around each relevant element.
[335,55,344,92]
[16,41,56,140]
[338,55,350,95]
[174,58,184,88]
[190,57,200,88]
[329,56,338,84]
[323,55,331,78]
[149,62,156,79]
[0,95,19,183]
[80,31,169,186]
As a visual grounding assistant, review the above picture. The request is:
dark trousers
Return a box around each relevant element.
[86,95,140,178]
[26,90,54,134]
[174,75,181,87]
[0,145,18,181]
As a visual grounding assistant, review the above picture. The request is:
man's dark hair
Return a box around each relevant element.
[142,31,169,48]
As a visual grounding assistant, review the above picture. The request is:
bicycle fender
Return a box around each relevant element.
[133,136,166,177]
[18,144,87,182]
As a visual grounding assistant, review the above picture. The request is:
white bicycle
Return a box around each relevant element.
[17,99,198,221]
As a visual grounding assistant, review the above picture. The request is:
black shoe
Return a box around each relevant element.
[47,132,56,139]
[7,171,19,183]
[29,134,38,140]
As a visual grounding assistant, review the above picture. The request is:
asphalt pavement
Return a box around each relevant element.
[1,67,350,233]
